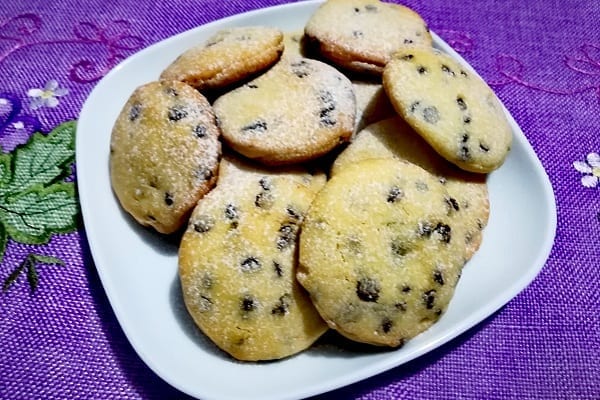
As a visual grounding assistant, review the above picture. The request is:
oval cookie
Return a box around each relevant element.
[383,47,513,173]
[298,158,464,347]
[110,80,221,234]
[179,155,328,361]
[213,57,355,165]
[332,117,489,259]
[160,26,283,91]
[305,0,432,75]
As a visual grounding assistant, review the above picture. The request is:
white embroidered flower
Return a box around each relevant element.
[573,152,600,188]
[27,80,68,110]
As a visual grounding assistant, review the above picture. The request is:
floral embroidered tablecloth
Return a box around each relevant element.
[0,0,598,399]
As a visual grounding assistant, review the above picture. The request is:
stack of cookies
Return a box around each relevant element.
[109,0,512,361]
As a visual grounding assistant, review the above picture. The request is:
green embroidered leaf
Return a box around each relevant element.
[30,254,65,266]
[0,222,6,265]
[0,153,11,188]
[26,258,38,292]
[1,183,78,244]
[2,259,25,292]
[2,253,65,293]
[0,121,78,245]
[0,121,76,198]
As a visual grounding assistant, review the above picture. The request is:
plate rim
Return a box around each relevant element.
[76,1,558,399]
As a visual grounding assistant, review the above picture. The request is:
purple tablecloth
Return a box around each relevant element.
[0,0,598,399]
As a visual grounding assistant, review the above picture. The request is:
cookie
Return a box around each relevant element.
[160,26,283,92]
[213,57,355,165]
[352,80,396,132]
[304,0,432,75]
[298,158,465,347]
[178,154,328,361]
[383,47,513,173]
[110,80,221,234]
[331,117,489,258]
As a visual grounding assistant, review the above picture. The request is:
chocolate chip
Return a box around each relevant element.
[255,191,274,209]
[387,186,403,203]
[246,83,258,89]
[241,257,261,272]
[164,192,174,206]
[241,120,268,133]
[197,166,214,181]
[445,197,460,212]
[401,54,414,61]
[165,87,178,96]
[395,301,407,311]
[403,38,414,44]
[401,285,411,293]
[259,177,271,191]
[463,116,472,124]
[423,290,436,309]
[286,207,302,221]
[271,294,291,316]
[353,30,364,38]
[417,66,427,74]
[480,143,490,152]
[381,317,393,333]
[168,106,188,121]
[129,103,142,121]
[434,223,452,243]
[409,101,421,113]
[277,224,296,250]
[441,64,455,76]
[291,60,311,78]
[461,133,470,143]
[433,270,445,285]
[319,90,336,127]
[423,106,440,124]
[241,295,258,312]
[274,261,284,277]
[456,97,467,110]
[356,278,381,302]
[193,215,214,233]
[193,124,207,138]
[225,203,239,220]
[459,144,471,160]
[460,70,468,77]
[225,204,239,228]
[418,221,434,237]
[353,7,360,12]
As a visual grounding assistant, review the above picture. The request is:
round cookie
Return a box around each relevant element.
[110,80,221,234]
[331,117,489,259]
[213,57,356,165]
[160,26,283,92]
[179,154,328,361]
[304,0,432,75]
[383,47,513,173]
[298,158,464,347]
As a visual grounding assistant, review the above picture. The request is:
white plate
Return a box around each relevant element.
[76,1,557,399]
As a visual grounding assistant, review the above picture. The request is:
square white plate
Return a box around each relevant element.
[76,1,557,399]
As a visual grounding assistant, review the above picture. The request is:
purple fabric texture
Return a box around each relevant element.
[0,0,599,399]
